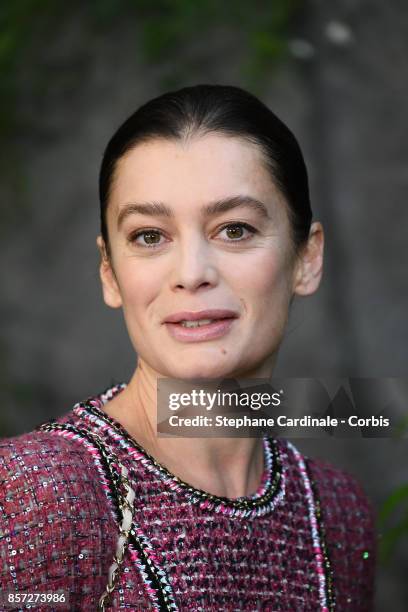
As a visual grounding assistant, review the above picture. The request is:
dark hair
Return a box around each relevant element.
[99,84,312,256]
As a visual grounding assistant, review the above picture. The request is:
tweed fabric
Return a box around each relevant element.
[0,383,376,611]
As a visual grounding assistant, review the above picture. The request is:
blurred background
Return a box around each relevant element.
[0,0,407,608]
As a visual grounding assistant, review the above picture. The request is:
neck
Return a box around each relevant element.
[104,359,269,499]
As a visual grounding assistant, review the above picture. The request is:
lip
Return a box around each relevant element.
[163,309,239,343]
[164,317,237,343]
[163,309,239,323]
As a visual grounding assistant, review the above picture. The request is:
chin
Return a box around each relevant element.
[165,361,237,381]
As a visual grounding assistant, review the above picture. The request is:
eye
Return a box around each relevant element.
[218,222,257,242]
[128,229,166,248]
[128,221,258,249]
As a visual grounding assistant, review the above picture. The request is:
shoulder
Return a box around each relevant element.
[0,424,116,521]
[1,427,78,490]
[304,453,377,611]
[0,426,106,497]
[1,424,83,459]
[305,454,376,539]
[278,439,375,523]
[0,427,117,605]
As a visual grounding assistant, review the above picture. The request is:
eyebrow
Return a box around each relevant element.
[116,195,272,229]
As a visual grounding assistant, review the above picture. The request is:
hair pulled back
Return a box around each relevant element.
[99,84,312,256]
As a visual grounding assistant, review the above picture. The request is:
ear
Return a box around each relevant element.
[96,235,122,308]
[292,222,324,296]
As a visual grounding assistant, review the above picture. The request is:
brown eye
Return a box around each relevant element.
[142,231,161,244]
[219,222,257,242]
[226,225,244,239]
[129,229,165,248]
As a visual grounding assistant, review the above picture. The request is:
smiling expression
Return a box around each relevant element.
[98,133,307,379]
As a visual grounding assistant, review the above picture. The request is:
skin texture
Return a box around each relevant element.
[96,133,324,498]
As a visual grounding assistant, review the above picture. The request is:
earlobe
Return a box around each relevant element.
[293,222,324,297]
[96,236,123,309]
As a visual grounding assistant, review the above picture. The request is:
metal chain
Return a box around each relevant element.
[98,463,136,611]
[39,422,136,611]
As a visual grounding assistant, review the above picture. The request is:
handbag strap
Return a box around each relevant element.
[37,420,177,611]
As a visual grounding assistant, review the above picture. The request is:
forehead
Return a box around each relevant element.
[109,134,281,213]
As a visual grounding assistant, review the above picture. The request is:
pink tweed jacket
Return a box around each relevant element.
[0,383,376,611]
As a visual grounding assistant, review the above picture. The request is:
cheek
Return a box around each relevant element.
[232,249,293,307]
[117,264,160,315]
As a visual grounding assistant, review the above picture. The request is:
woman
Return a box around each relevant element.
[0,84,375,611]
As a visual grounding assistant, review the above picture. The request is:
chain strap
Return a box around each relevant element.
[98,462,136,611]
[38,422,136,611]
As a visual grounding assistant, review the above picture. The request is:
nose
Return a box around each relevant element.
[169,231,219,292]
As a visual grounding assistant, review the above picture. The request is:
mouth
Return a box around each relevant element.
[163,309,239,324]
[176,317,230,328]
[163,309,239,343]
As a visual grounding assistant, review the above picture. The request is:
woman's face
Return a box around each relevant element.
[98,133,313,380]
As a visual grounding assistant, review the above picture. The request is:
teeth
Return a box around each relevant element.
[179,318,215,328]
